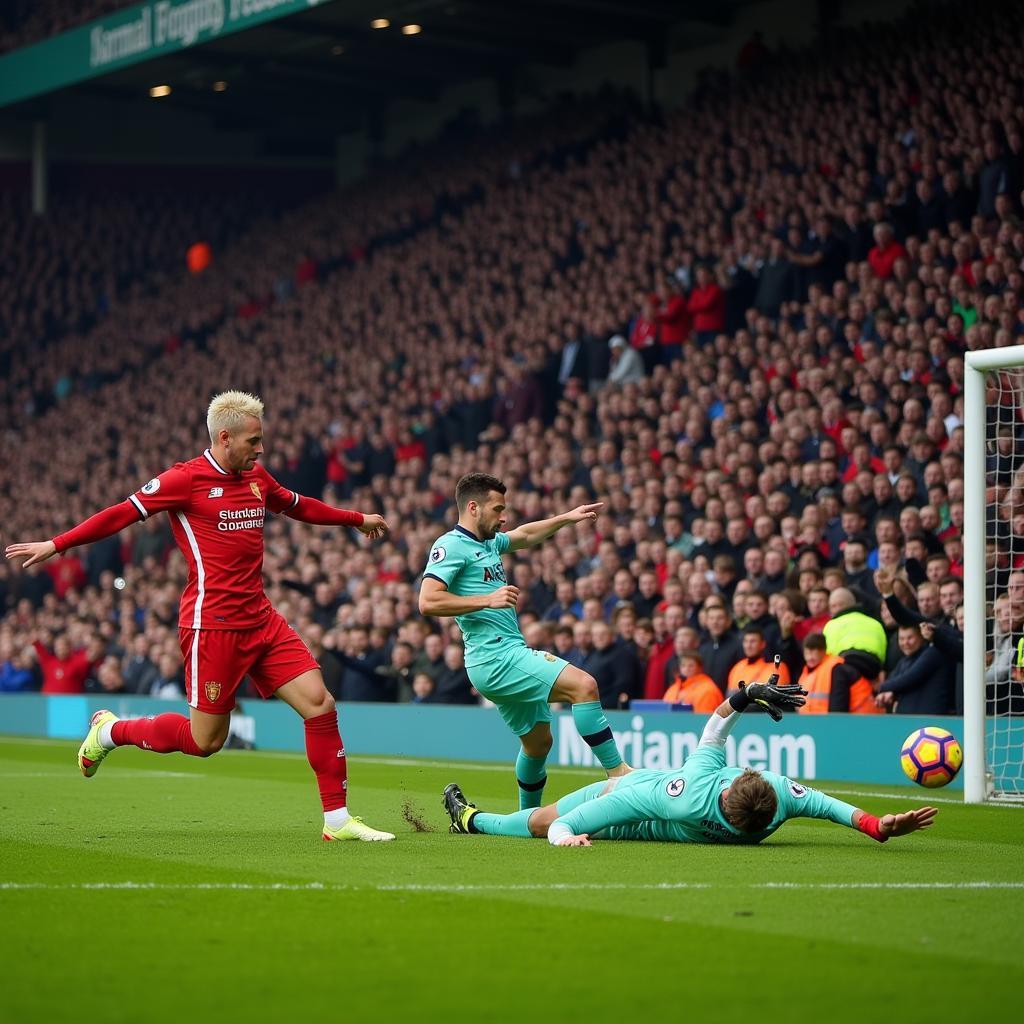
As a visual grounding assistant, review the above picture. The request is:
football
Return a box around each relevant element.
[900,727,964,788]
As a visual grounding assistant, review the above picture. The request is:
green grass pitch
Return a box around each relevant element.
[2,736,1023,1023]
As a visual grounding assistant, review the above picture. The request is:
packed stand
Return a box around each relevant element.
[0,1,137,55]
[0,180,298,419]
[4,0,1024,720]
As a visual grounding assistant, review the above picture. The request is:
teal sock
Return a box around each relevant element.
[472,808,537,839]
[571,700,623,770]
[515,750,548,809]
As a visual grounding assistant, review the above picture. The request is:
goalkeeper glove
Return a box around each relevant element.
[738,680,808,721]
[729,658,807,721]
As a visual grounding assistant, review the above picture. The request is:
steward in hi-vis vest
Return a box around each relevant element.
[798,633,879,714]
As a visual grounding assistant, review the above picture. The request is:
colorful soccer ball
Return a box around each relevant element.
[900,727,963,788]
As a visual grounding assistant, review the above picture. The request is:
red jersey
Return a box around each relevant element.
[655,295,691,345]
[867,240,908,280]
[33,641,96,694]
[126,450,300,631]
[687,283,726,333]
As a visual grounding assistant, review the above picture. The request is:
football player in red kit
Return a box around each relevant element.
[5,390,394,842]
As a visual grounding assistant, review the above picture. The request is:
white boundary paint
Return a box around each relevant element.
[1,881,1022,893]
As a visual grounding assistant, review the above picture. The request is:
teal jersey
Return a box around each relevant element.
[423,526,519,667]
[555,748,859,844]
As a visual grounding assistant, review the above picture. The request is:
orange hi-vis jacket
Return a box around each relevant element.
[727,656,790,695]
[798,653,879,714]
[663,672,724,712]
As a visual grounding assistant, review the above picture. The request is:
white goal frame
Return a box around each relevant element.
[964,345,1024,802]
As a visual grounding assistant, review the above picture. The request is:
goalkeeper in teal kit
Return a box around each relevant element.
[443,671,938,846]
[419,473,631,810]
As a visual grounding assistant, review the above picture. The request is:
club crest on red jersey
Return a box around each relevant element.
[250,482,262,501]
[204,681,222,703]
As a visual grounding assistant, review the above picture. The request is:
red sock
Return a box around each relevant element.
[304,710,348,812]
[111,714,208,757]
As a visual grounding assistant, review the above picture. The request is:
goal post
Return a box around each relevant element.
[964,345,1024,803]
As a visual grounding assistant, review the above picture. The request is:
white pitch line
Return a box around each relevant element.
[0,770,202,779]
[377,881,1024,892]
[1,881,1022,893]
[824,787,1024,808]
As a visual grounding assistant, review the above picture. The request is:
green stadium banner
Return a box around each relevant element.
[0,693,989,789]
[0,0,336,108]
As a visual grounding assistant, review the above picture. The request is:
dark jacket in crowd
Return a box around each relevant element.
[883,592,964,713]
[333,649,393,702]
[698,629,743,693]
[433,666,477,705]
[123,654,160,695]
[584,640,641,709]
[878,645,952,715]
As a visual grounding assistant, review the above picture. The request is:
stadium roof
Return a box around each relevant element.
[7,0,754,144]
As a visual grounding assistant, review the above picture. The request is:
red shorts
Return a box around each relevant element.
[178,610,319,714]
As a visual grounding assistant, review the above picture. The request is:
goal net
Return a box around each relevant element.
[965,346,1024,801]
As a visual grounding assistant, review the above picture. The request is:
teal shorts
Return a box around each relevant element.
[466,645,569,736]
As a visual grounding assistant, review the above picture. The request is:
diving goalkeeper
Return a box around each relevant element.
[443,665,937,846]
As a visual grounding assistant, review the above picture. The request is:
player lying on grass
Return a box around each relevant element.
[443,666,938,847]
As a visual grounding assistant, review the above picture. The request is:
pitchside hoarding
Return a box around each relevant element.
[0,0,334,108]
[0,693,986,789]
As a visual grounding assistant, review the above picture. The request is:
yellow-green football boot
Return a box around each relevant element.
[78,709,118,778]
[322,816,395,842]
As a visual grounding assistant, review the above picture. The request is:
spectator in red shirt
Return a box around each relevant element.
[44,554,86,599]
[794,585,832,642]
[655,277,691,365]
[687,265,726,347]
[325,436,350,489]
[32,635,103,694]
[842,442,886,482]
[296,256,318,286]
[867,222,908,279]
[630,293,660,374]
[394,429,427,463]
[643,605,684,699]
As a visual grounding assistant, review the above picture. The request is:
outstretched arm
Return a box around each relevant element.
[284,494,387,538]
[875,568,925,627]
[6,501,142,567]
[852,805,938,842]
[776,778,938,842]
[700,657,807,745]
[8,466,193,567]
[548,785,650,847]
[505,503,604,551]
[698,696,745,746]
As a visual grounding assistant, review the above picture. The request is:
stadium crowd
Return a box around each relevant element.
[0,181,291,404]
[3,0,1024,719]
[0,1,137,55]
